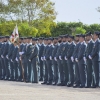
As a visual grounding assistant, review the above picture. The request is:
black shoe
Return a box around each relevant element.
[57,83,65,86]
[91,85,96,88]
[46,82,52,85]
[33,81,38,83]
[41,82,47,84]
[21,79,24,82]
[39,78,43,81]
[67,83,73,87]
[79,85,85,88]
[52,82,57,85]
[85,85,91,88]
[73,84,80,88]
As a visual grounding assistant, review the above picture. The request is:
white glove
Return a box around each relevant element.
[29,59,31,62]
[75,58,78,62]
[1,55,4,58]
[71,56,74,62]
[11,59,13,62]
[19,52,24,55]
[44,56,46,60]
[15,57,18,62]
[41,57,44,61]
[59,56,62,60]
[6,55,9,59]
[50,56,52,60]
[89,55,92,59]
[65,56,67,60]
[54,57,57,61]
[83,57,86,62]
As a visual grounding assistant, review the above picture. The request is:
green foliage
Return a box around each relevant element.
[0,21,100,37]
[73,27,86,36]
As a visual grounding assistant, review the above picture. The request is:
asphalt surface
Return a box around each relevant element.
[0,80,100,100]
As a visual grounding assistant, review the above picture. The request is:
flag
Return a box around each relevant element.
[10,24,19,43]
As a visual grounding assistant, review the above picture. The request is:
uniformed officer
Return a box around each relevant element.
[19,37,32,82]
[11,41,19,81]
[56,35,65,86]
[20,37,28,82]
[45,37,54,85]
[7,40,15,81]
[41,38,49,84]
[1,36,7,80]
[89,31,100,88]
[38,37,44,81]
[18,37,24,81]
[62,35,70,86]
[29,38,39,83]
[0,36,3,79]
[85,32,94,88]
[78,34,87,88]
[72,34,81,88]
[2,36,10,80]
[66,35,75,87]
[52,37,59,85]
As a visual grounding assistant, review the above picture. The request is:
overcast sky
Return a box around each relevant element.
[52,0,100,24]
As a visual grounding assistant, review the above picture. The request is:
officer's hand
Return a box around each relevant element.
[50,56,52,60]
[41,57,44,61]
[29,59,31,62]
[75,58,78,62]
[59,56,62,60]
[83,57,86,62]
[11,59,13,62]
[89,55,92,59]
[6,55,9,59]
[71,56,74,62]
[54,57,57,61]
[1,55,4,58]
[65,56,67,60]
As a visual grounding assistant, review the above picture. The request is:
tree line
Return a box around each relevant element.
[0,21,100,37]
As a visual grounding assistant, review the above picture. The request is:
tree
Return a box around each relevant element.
[73,27,86,35]
[1,0,56,25]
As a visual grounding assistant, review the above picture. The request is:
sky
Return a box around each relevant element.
[51,0,100,24]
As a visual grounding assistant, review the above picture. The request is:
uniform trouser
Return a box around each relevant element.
[57,59,64,83]
[4,57,10,78]
[13,61,19,79]
[78,62,86,86]
[52,60,58,83]
[67,60,74,84]
[86,60,93,86]
[22,61,27,81]
[62,60,69,84]
[46,60,53,83]
[31,57,38,83]
[74,61,80,84]
[27,59,31,82]
[10,60,14,79]
[0,58,2,78]
[1,58,6,78]
[44,61,48,82]
[39,58,43,79]
[92,61,99,86]
[18,61,22,79]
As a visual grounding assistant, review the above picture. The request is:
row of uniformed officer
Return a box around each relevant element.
[40,31,100,88]
[0,31,100,88]
[0,36,39,83]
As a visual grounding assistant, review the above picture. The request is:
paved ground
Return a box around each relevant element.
[0,81,100,100]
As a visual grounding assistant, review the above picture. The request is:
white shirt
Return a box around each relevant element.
[94,38,99,43]
[88,39,92,43]
[81,41,85,45]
